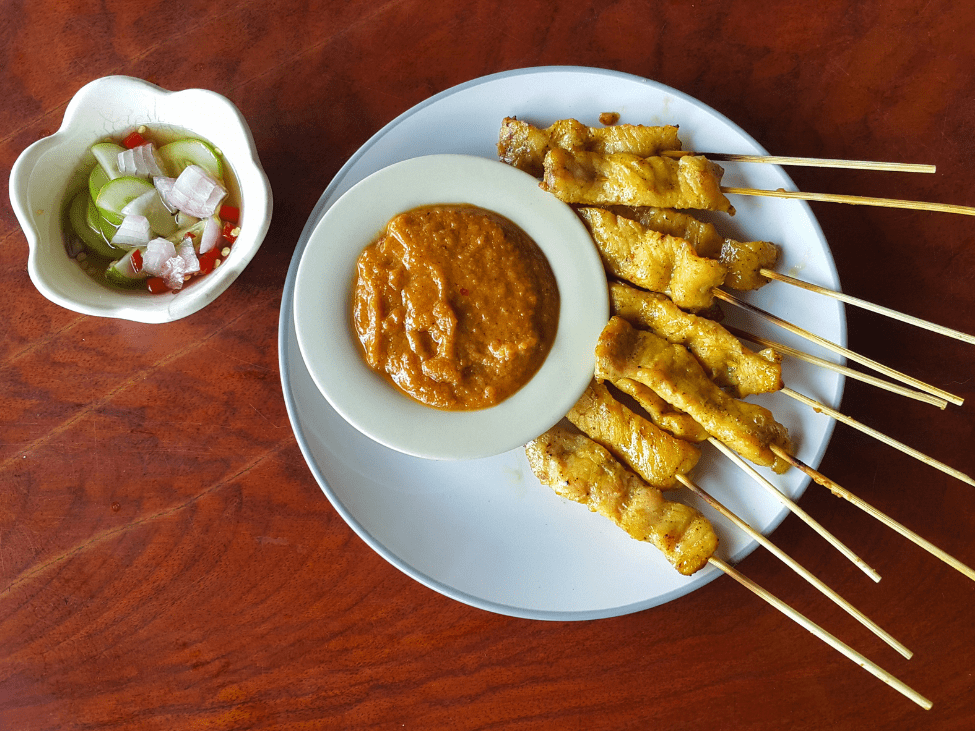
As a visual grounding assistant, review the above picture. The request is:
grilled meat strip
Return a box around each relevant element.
[717,237,781,291]
[498,117,683,178]
[541,148,735,214]
[610,281,783,398]
[578,206,727,311]
[526,426,717,575]
[595,316,793,473]
[610,377,710,443]
[610,206,780,291]
[567,380,701,489]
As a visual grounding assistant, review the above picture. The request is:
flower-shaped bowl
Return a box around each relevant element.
[8,75,272,323]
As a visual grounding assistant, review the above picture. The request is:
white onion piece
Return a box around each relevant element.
[142,238,177,276]
[153,177,178,212]
[143,145,166,177]
[199,216,221,254]
[117,143,166,178]
[110,215,151,248]
[116,149,138,176]
[160,256,188,291]
[168,165,227,218]
[177,238,201,275]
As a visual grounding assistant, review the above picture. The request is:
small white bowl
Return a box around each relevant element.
[8,75,272,323]
[293,154,609,461]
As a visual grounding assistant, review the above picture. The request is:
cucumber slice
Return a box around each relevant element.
[67,191,116,258]
[157,138,223,180]
[95,176,155,225]
[88,164,110,200]
[91,142,125,180]
[166,217,208,245]
[91,199,119,244]
[105,249,149,289]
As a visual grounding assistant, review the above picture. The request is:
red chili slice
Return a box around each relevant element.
[221,222,239,244]
[218,205,240,223]
[123,131,148,149]
[197,249,221,275]
[146,277,169,294]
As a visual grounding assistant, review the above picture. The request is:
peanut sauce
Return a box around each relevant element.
[352,204,559,410]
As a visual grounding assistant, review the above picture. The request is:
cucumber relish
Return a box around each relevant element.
[63,126,241,293]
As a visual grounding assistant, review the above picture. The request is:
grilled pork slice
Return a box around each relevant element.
[610,281,783,398]
[609,206,780,291]
[498,117,683,178]
[609,205,724,258]
[567,380,701,489]
[526,426,717,576]
[610,377,710,443]
[717,237,781,291]
[578,206,727,311]
[541,148,735,214]
[595,316,793,473]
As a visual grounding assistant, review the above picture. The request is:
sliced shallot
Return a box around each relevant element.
[110,215,151,248]
[142,238,177,276]
[160,256,188,291]
[117,143,166,178]
[166,165,227,218]
[177,238,201,275]
[153,177,178,212]
[199,216,221,254]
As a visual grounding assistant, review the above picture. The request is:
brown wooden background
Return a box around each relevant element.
[2,1,974,729]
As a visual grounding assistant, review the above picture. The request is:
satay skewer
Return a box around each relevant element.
[710,557,932,710]
[569,378,878,581]
[756,270,975,346]
[714,289,965,406]
[588,320,884,579]
[679,476,910,658]
[726,325,949,410]
[782,387,975,489]
[722,186,975,216]
[661,149,936,174]
[771,447,975,584]
[579,207,962,409]
[527,426,925,705]
[706,438,880,582]
[606,284,975,490]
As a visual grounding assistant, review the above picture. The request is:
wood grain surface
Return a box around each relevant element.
[2,1,974,729]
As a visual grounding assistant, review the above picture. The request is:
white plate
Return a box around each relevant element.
[278,67,845,620]
[292,154,608,460]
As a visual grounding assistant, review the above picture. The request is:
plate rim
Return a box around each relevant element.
[277,65,846,620]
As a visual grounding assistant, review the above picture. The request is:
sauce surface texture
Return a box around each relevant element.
[353,204,560,410]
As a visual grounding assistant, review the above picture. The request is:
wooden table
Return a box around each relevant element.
[3,1,974,728]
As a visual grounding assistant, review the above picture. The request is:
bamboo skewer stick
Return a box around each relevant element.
[710,557,932,710]
[758,270,975,346]
[714,289,964,406]
[706,438,881,582]
[771,447,975,584]
[722,186,975,216]
[678,476,910,658]
[726,325,949,409]
[660,149,936,174]
[781,387,975,489]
